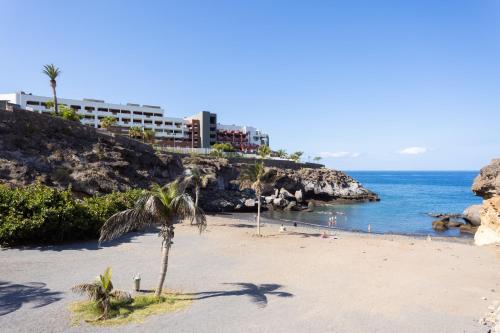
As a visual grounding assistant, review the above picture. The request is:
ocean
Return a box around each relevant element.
[262,171,482,237]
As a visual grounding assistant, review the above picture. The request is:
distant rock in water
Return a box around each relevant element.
[0,109,379,212]
[471,159,500,245]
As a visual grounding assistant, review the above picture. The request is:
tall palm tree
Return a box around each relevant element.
[239,162,268,236]
[42,64,61,115]
[71,267,130,320]
[99,182,206,297]
[183,167,210,209]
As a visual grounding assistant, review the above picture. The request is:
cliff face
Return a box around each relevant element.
[0,109,378,212]
[0,109,183,195]
[472,159,500,245]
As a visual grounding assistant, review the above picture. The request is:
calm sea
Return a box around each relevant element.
[262,171,482,237]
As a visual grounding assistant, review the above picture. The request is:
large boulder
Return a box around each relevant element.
[472,159,500,199]
[474,197,500,245]
[463,204,482,226]
[472,159,500,246]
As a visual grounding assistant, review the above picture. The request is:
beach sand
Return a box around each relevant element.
[0,214,499,332]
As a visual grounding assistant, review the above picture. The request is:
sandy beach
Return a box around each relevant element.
[1,214,499,333]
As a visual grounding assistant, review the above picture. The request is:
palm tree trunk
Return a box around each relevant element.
[52,83,59,115]
[257,191,261,235]
[195,186,200,208]
[155,235,173,297]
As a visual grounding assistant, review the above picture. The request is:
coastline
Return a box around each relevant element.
[213,212,475,244]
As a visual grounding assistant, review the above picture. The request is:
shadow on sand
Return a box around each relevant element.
[187,283,293,308]
[12,228,159,252]
[0,281,63,316]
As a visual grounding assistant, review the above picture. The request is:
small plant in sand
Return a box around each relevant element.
[71,267,131,320]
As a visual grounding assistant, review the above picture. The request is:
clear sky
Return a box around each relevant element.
[1,0,499,170]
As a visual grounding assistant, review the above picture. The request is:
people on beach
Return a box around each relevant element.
[328,216,337,227]
[279,224,287,233]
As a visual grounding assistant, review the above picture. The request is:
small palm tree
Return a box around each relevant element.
[276,149,287,159]
[183,167,210,208]
[128,126,143,139]
[71,267,130,320]
[290,151,303,163]
[42,64,61,115]
[143,129,155,143]
[239,162,269,236]
[99,181,206,297]
[101,116,117,130]
[258,145,271,160]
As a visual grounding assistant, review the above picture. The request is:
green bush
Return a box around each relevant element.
[0,183,144,247]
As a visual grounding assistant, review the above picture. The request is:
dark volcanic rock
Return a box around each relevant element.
[0,109,379,213]
[0,109,183,195]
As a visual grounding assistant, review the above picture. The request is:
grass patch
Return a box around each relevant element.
[70,292,192,326]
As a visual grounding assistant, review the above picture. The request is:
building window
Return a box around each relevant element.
[165,122,173,126]
[133,119,141,123]
[85,106,95,112]
[71,105,81,110]
[120,110,131,114]
[133,111,142,116]
[27,101,40,106]
[98,108,108,112]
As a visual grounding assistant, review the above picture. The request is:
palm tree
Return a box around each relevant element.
[276,149,287,159]
[239,162,269,236]
[313,156,322,162]
[128,126,143,139]
[101,116,117,130]
[143,129,155,143]
[183,167,210,208]
[258,145,271,160]
[42,64,61,115]
[71,267,130,320]
[99,182,206,297]
[290,151,304,163]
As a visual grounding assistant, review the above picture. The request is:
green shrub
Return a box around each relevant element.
[0,184,144,247]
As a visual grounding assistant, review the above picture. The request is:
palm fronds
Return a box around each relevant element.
[42,64,61,81]
[71,282,102,301]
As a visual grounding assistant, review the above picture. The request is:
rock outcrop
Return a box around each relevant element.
[472,159,500,246]
[0,109,379,212]
[182,156,379,212]
[0,109,183,195]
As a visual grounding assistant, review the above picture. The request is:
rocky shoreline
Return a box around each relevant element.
[0,109,379,213]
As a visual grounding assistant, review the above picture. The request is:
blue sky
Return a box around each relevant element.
[1,0,499,170]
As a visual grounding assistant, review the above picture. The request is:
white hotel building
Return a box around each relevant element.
[0,91,269,151]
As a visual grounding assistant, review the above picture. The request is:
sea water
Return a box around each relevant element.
[262,171,482,237]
